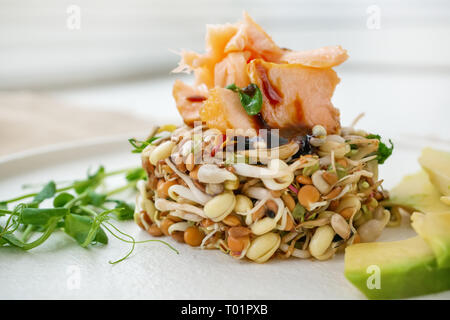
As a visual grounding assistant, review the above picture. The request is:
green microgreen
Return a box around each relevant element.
[226,83,263,115]
[366,134,394,164]
[128,136,160,154]
[0,165,177,263]
[292,203,306,222]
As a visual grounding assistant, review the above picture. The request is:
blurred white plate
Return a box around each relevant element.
[0,134,449,300]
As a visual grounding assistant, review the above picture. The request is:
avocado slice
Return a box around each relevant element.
[389,170,450,213]
[345,236,450,299]
[419,147,450,196]
[412,211,450,268]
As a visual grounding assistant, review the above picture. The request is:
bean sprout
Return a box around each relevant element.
[134,122,395,263]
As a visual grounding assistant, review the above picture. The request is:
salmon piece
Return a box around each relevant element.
[281,46,348,68]
[226,12,283,62]
[214,52,251,88]
[172,50,201,73]
[173,24,239,88]
[173,14,345,134]
[195,23,240,87]
[205,23,240,59]
[199,88,261,133]
[172,80,208,126]
[247,59,341,136]
[173,13,283,88]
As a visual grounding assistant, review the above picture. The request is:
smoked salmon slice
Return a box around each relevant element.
[247,59,341,136]
[200,88,261,133]
[172,80,208,126]
[214,52,251,88]
[173,24,239,88]
[173,12,284,89]
[172,13,346,135]
[226,12,283,62]
[280,45,348,69]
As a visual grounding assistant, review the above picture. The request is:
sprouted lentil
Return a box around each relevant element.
[133,123,395,263]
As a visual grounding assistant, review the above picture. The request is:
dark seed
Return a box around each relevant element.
[293,135,314,157]
[242,84,257,97]
[266,209,276,218]
[333,234,343,242]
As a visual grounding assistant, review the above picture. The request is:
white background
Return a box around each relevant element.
[1,0,450,88]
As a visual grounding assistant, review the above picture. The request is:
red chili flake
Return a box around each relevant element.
[288,184,299,194]
[211,145,220,157]
[186,95,207,102]
[210,134,227,157]
[255,63,282,105]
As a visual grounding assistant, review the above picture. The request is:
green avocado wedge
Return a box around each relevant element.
[388,170,450,213]
[345,236,450,299]
[346,148,450,299]
[419,147,450,197]
[412,211,450,268]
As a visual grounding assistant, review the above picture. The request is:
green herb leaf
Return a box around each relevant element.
[125,168,146,182]
[0,226,25,248]
[22,218,60,250]
[63,214,108,246]
[226,83,263,116]
[128,136,159,154]
[33,181,56,204]
[53,192,75,207]
[108,200,135,220]
[0,164,174,262]
[79,210,112,247]
[73,166,105,194]
[292,203,306,222]
[0,202,7,216]
[366,134,394,164]
[21,207,69,225]
[83,191,107,207]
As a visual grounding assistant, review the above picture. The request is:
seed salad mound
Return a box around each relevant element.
[133,13,395,263]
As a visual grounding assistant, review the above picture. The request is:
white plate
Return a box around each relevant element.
[0,134,449,300]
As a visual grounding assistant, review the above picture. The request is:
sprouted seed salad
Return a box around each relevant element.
[133,123,395,263]
[132,13,397,263]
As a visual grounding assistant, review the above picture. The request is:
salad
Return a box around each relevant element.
[133,13,395,263]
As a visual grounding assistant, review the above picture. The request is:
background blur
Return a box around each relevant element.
[0,0,449,155]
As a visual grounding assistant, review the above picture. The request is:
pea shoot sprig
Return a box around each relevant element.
[0,166,178,263]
